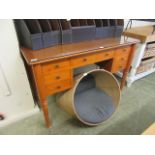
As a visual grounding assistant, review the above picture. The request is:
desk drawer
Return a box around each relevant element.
[112,57,128,72]
[115,46,131,58]
[95,51,114,62]
[70,54,95,68]
[42,60,70,75]
[45,80,72,95]
[44,70,71,85]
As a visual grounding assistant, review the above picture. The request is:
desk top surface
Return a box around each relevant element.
[123,26,155,43]
[21,37,139,65]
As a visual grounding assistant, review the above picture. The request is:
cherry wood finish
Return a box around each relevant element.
[21,37,139,128]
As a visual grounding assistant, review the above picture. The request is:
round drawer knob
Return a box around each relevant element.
[57,86,61,89]
[105,53,109,56]
[55,64,60,69]
[56,76,61,80]
[48,69,52,71]
[83,58,87,62]
[119,66,123,69]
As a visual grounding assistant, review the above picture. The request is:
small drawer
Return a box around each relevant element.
[42,60,70,75]
[115,46,131,58]
[95,51,114,62]
[44,70,71,85]
[45,80,72,95]
[112,57,128,73]
[70,54,95,68]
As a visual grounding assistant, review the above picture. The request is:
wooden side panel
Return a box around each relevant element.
[120,44,137,89]
[114,46,131,57]
[32,65,47,101]
[22,55,40,106]
[111,57,128,73]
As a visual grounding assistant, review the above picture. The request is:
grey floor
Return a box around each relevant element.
[0,73,155,135]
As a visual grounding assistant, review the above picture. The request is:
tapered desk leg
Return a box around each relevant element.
[41,99,52,128]
[32,64,52,128]
[120,70,128,90]
[120,44,136,90]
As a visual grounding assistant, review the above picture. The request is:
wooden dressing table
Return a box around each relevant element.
[21,37,139,128]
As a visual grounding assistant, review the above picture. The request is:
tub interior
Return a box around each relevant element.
[74,74,115,124]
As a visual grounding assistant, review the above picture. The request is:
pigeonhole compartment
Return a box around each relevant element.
[48,19,61,45]
[71,19,82,42]
[108,19,117,38]
[87,19,96,39]
[38,19,52,48]
[95,19,103,39]
[14,19,43,50]
[57,69,121,126]
[115,19,124,37]
[38,19,61,48]
[102,19,110,38]
[71,19,96,42]
[59,19,72,44]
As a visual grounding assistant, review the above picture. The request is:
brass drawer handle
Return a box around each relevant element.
[119,66,123,69]
[83,58,87,62]
[47,68,52,71]
[56,76,61,80]
[57,86,61,89]
[54,64,60,69]
[105,53,109,56]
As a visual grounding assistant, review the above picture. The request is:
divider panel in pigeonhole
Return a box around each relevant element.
[57,69,121,126]
[95,19,104,39]
[115,19,124,37]
[48,19,61,45]
[70,19,81,42]
[87,19,96,39]
[59,19,72,44]
[38,19,61,48]
[38,19,52,48]
[14,19,43,50]
[102,19,111,38]
[71,19,96,42]
[108,19,117,38]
